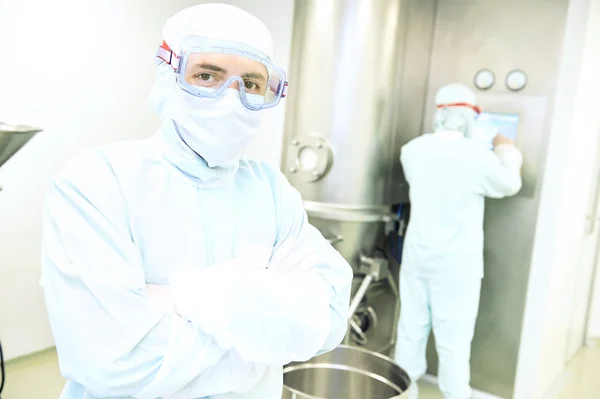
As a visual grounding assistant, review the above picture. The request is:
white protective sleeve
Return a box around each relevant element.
[41,154,268,399]
[477,143,524,198]
[169,170,353,365]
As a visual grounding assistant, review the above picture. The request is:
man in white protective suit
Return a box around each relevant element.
[40,3,353,399]
[394,83,523,399]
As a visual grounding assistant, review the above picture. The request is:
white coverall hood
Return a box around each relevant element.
[149,3,275,183]
[433,83,479,138]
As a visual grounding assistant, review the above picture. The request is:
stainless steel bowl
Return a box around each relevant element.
[282,345,411,399]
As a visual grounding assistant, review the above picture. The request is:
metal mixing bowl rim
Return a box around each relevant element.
[283,363,405,398]
[282,345,410,399]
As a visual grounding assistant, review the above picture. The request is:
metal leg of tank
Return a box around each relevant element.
[343,253,401,355]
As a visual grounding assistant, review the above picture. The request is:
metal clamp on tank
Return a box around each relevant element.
[285,133,334,182]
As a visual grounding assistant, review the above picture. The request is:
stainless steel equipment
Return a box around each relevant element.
[283,0,569,397]
[346,254,400,353]
[282,345,411,399]
[282,0,437,266]
[282,0,437,357]
[0,122,42,167]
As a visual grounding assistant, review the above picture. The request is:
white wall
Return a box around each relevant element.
[514,0,600,397]
[581,0,600,330]
[589,257,600,337]
[0,0,294,360]
[575,0,600,342]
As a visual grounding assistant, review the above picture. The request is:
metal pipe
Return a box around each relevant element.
[348,273,375,318]
[349,318,368,345]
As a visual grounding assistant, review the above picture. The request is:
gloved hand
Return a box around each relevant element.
[493,134,523,171]
[168,251,330,365]
[493,133,515,147]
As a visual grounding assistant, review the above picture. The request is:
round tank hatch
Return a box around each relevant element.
[286,133,334,182]
[298,146,319,170]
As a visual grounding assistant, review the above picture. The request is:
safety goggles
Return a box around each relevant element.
[157,36,288,111]
[436,102,482,115]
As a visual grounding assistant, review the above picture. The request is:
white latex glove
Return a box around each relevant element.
[493,142,523,170]
[493,133,514,147]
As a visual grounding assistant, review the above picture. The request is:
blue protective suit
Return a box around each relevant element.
[40,122,352,399]
[394,130,522,399]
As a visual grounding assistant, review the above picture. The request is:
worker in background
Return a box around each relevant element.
[39,4,352,399]
[394,83,523,399]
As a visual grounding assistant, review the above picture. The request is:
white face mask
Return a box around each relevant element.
[170,86,262,168]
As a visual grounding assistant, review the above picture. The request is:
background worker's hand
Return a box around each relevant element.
[493,134,515,147]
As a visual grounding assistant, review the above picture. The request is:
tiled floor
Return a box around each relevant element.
[2,341,600,398]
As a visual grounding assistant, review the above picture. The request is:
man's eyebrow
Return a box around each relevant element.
[242,72,267,81]
[191,63,228,73]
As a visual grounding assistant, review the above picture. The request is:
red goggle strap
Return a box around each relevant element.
[156,41,181,71]
[437,102,482,114]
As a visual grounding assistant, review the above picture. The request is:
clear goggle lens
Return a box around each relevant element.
[157,41,288,110]
[184,51,285,107]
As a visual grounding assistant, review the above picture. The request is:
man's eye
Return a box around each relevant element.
[198,73,214,81]
[244,81,259,90]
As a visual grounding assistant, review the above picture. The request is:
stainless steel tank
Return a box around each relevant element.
[282,0,437,358]
[281,0,436,268]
